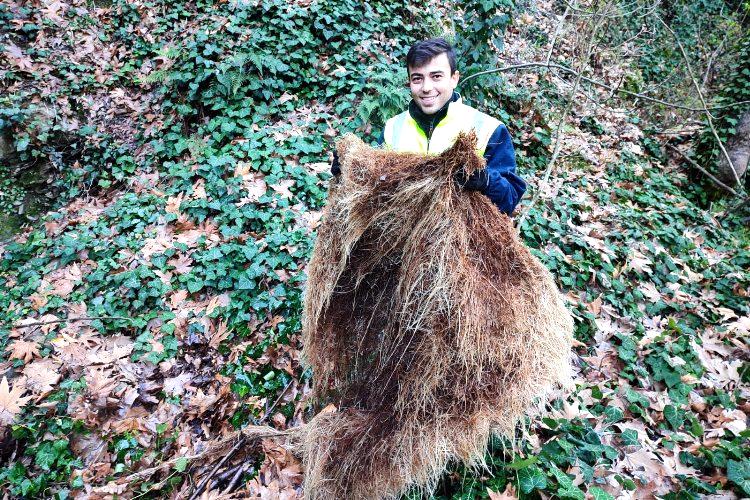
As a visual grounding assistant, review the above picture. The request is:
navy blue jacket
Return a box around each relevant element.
[379,92,526,215]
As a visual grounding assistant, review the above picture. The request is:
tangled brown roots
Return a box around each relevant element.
[300,133,574,499]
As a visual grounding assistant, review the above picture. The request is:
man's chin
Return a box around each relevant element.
[418,102,438,114]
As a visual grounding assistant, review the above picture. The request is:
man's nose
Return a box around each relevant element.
[422,79,433,93]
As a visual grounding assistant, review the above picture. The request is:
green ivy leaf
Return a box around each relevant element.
[16,136,30,151]
[505,456,538,470]
[187,278,204,293]
[237,275,256,290]
[549,463,575,490]
[663,405,684,430]
[727,460,750,495]
[620,428,639,446]
[589,486,615,500]
[174,457,189,472]
[558,487,586,500]
[518,465,547,494]
[34,444,58,471]
[604,405,624,423]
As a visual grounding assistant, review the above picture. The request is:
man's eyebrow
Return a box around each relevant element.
[410,70,444,78]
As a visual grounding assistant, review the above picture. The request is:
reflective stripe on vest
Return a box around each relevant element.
[383,101,501,156]
[388,111,410,151]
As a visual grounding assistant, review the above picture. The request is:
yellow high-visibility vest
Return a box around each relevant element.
[383,100,501,156]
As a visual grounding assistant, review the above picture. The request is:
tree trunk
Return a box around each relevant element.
[718,109,750,186]
[0,131,12,162]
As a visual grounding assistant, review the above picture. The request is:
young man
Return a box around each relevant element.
[333,38,526,215]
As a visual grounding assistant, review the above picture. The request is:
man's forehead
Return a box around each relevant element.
[408,53,453,75]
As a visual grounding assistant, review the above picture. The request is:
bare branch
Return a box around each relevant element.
[666,144,742,197]
[560,0,660,20]
[701,7,748,89]
[656,15,741,186]
[122,426,288,483]
[460,62,750,113]
[545,1,573,64]
[13,316,135,328]
[187,372,303,499]
[188,437,246,500]
[519,1,612,227]
[221,463,253,495]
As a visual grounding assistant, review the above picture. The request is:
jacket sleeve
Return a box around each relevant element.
[482,124,526,215]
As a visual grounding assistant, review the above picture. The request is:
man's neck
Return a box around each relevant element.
[408,91,460,139]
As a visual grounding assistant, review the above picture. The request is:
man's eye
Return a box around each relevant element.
[412,78,422,83]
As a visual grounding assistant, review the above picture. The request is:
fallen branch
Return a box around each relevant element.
[545,1,573,65]
[216,462,244,484]
[260,368,305,422]
[666,144,742,197]
[222,463,253,495]
[701,6,748,90]
[12,315,135,329]
[656,15,741,186]
[187,373,303,499]
[560,0,658,20]
[187,436,247,500]
[123,446,233,483]
[121,427,288,484]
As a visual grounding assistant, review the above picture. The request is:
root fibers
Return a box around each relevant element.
[300,133,574,499]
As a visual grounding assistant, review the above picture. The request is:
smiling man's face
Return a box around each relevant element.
[407,52,460,115]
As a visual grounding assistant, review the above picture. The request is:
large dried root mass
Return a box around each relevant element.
[301,133,574,499]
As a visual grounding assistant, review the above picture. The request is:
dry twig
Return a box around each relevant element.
[460,62,750,113]
[545,0,574,64]
[12,316,135,328]
[222,464,253,495]
[188,437,247,500]
[187,374,301,499]
[121,427,287,487]
[656,15,741,186]
[666,144,743,197]
[518,1,611,226]
[701,6,748,89]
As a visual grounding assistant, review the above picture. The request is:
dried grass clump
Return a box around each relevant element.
[300,132,574,499]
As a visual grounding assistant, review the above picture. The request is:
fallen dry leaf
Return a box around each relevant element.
[270,179,295,199]
[22,359,62,394]
[209,320,231,348]
[487,483,518,500]
[6,339,41,363]
[0,376,33,425]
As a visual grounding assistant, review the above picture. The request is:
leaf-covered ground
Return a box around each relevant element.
[1,0,748,498]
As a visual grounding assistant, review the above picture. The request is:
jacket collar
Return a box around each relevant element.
[408,91,461,139]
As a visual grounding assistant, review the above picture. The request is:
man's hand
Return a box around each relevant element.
[454,168,489,191]
[331,151,341,176]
